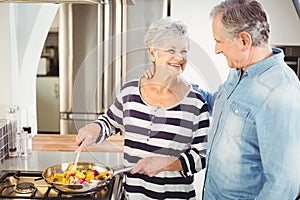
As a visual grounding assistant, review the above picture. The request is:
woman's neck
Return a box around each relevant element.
[140,67,190,108]
[144,66,181,90]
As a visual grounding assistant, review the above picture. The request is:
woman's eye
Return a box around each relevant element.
[167,49,176,54]
[181,50,188,54]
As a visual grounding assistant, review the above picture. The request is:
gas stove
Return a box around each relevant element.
[0,170,124,199]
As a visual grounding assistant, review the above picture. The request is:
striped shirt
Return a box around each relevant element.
[95,79,209,200]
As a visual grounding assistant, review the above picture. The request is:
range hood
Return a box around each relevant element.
[0,0,134,4]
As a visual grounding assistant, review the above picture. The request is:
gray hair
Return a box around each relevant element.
[144,17,189,50]
[210,0,270,46]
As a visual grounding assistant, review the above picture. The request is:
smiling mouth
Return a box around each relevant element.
[169,63,181,68]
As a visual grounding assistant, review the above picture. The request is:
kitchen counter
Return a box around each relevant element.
[0,151,123,171]
[1,133,205,200]
[0,152,205,200]
[33,133,124,152]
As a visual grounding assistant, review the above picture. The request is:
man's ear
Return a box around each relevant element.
[239,31,252,49]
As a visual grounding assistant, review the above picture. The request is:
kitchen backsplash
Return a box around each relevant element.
[0,119,9,163]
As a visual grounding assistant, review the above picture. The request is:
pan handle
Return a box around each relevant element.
[113,165,134,176]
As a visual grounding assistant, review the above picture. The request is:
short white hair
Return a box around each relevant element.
[144,17,189,50]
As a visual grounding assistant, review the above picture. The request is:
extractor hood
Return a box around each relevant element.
[0,0,134,4]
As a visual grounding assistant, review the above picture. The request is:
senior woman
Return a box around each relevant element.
[75,17,209,200]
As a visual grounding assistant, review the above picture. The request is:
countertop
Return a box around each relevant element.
[0,151,123,171]
[0,133,124,171]
[33,133,124,152]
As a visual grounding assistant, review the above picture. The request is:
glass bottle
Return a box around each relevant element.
[7,106,19,157]
[23,127,32,154]
[20,129,28,158]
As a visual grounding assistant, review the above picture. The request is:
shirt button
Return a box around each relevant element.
[234,109,239,114]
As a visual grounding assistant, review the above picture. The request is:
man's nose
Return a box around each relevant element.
[215,45,221,54]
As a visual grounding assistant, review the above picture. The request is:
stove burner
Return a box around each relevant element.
[15,182,35,194]
[0,170,124,199]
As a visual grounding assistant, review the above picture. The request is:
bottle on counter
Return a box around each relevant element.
[7,106,20,158]
[23,126,32,154]
[19,129,28,158]
[16,132,21,157]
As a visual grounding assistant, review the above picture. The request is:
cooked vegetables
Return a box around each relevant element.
[48,165,112,185]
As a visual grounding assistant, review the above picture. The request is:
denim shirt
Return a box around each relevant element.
[197,48,300,200]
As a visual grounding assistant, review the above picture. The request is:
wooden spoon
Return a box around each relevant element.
[69,138,85,171]
[72,151,81,171]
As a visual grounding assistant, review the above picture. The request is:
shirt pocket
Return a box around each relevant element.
[223,101,251,137]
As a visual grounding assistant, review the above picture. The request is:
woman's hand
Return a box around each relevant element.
[75,123,101,152]
[142,65,156,79]
[130,156,182,177]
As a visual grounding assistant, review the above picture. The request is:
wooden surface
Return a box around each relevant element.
[32,134,124,152]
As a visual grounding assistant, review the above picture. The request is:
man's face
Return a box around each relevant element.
[212,14,246,69]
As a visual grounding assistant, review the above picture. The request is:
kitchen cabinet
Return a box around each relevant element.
[36,76,59,133]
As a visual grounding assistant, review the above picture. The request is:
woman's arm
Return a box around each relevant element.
[75,84,125,152]
[178,101,209,177]
[75,123,101,152]
[130,156,182,177]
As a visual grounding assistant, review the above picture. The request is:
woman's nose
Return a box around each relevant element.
[173,53,183,60]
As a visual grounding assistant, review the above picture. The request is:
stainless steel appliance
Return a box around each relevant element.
[0,170,124,199]
[59,1,168,134]
[277,46,300,79]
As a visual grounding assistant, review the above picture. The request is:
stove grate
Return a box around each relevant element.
[0,170,123,199]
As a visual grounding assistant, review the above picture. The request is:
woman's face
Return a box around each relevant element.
[149,36,188,75]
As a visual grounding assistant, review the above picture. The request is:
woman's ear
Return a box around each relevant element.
[148,48,156,63]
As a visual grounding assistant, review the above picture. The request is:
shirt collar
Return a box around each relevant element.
[243,48,284,79]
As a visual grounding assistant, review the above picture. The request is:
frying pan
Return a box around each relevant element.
[42,162,133,193]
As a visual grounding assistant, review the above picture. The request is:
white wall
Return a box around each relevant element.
[0,4,59,135]
[0,4,12,117]
[260,0,300,46]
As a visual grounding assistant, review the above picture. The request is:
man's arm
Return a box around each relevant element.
[191,83,214,114]
[256,84,300,199]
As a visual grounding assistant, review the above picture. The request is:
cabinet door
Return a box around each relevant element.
[36,77,59,133]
